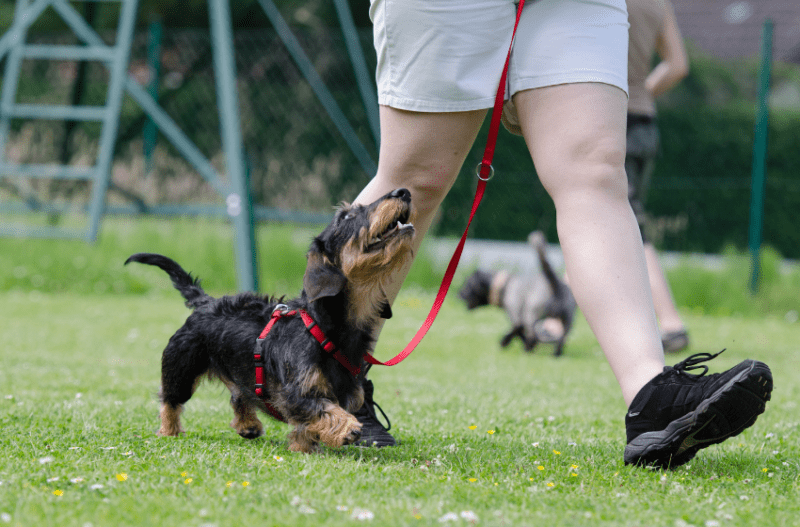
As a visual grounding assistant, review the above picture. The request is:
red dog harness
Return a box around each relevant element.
[253,305,361,421]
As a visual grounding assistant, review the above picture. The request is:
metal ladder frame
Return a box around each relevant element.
[0,0,138,241]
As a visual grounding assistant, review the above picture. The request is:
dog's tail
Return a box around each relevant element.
[125,253,210,309]
[528,231,562,295]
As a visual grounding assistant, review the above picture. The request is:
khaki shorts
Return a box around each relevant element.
[370,0,629,134]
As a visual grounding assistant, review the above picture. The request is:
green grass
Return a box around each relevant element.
[1,287,798,526]
[1,216,799,525]
[0,215,442,297]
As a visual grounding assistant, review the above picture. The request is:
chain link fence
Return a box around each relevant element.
[1,4,800,255]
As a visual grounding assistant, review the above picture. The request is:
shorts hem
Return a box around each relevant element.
[377,94,498,113]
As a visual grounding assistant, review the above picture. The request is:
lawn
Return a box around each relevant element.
[1,283,798,526]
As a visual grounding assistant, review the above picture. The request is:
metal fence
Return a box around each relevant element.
[1,10,800,256]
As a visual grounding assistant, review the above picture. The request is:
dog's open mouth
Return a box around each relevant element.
[367,208,413,250]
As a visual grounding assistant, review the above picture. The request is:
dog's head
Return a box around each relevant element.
[458,270,493,310]
[303,188,415,325]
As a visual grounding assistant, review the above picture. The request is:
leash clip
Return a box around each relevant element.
[476,162,495,182]
[272,303,289,316]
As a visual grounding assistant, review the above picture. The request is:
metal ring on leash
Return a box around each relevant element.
[272,303,289,315]
[476,162,495,182]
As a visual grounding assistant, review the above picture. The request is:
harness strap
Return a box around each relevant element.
[253,306,362,421]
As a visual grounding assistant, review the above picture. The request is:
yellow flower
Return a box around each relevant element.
[487,430,495,435]
[762,468,769,473]
[184,478,193,484]
[115,473,128,482]
[537,466,544,471]
[552,450,561,455]
[468,425,477,430]
[571,464,578,469]
[242,481,250,487]
[546,482,555,487]
[414,514,422,520]
[181,471,188,477]
[468,478,477,483]
[53,490,63,496]
[571,473,578,477]
[529,477,534,481]
[226,481,233,488]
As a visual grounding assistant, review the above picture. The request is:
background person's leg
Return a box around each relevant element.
[513,83,664,406]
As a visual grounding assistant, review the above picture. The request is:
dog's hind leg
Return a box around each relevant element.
[158,337,209,436]
[500,326,524,348]
[523,333,540,352]
[224,381,264,439]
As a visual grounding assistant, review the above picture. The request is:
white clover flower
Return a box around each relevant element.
[351,508,374,521]
[438,512,459,522]
[38,456,54,464]
[298,505,316,514]
[1,512,11,523]
[460,511,479,522]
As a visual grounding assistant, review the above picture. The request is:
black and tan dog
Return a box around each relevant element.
[125,188,414,453]
[458,231,576,356]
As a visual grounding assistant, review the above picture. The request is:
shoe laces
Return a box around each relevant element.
[358,374,392,431]
[673,349,725,377]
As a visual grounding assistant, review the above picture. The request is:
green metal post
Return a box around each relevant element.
[332,0,380,148]
[748,19,773,295]
[209,0,258,292]
[143,18,162,175]
[86,0,139,241]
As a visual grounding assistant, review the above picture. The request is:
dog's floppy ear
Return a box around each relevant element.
[303,248,347,303]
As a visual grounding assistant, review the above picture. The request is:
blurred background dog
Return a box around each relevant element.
[458,231,576,356]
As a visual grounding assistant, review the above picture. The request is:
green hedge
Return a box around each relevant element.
[435,105,800,259]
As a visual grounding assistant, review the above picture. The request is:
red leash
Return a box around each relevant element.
[365,0,526,368]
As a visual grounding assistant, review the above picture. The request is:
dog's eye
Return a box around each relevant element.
[343,213,355,221]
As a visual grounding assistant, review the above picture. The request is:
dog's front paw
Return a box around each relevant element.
[230,417,265,439]
[342,419,362,446]
[314,407,362,448]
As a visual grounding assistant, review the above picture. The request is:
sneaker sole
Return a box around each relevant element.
[624,360,772,468]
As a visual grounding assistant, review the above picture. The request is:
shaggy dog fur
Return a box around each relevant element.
[125,188,415,453]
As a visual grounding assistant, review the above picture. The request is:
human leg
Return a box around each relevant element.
[352,106,487,446]
[643,243,686,335]
[354,106,488,305]
[515,83,771,467]
[514,83,664,405]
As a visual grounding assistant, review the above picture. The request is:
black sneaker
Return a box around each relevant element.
[353,378,397,447]
[624,350,772,468]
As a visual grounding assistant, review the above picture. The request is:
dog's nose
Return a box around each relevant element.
[390,188,410,200]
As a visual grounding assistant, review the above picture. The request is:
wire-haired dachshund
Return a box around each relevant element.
[125,188,415,453]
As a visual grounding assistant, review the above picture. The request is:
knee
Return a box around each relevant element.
[541,137,628,204]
